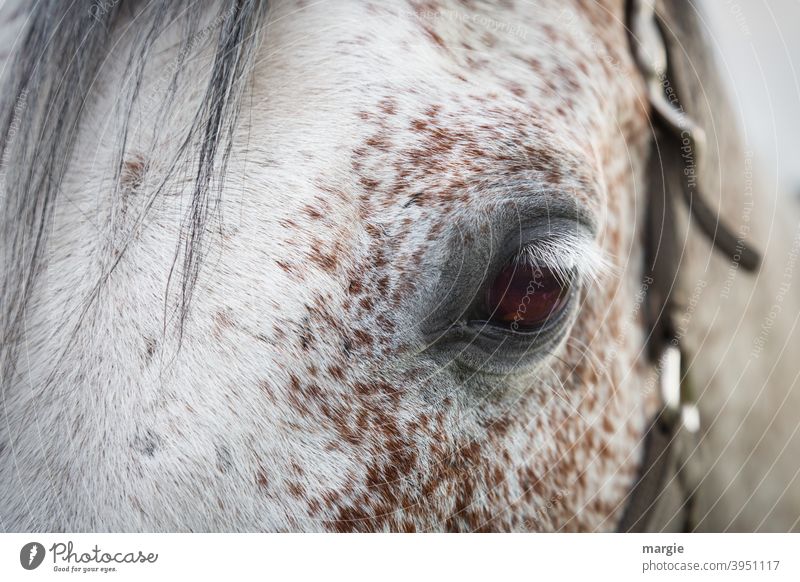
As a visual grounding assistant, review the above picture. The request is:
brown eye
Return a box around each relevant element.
[483,262,571,331]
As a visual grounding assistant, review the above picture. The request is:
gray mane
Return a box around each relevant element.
[0,0,268,380]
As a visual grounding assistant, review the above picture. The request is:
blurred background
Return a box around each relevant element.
[705,0,800,197]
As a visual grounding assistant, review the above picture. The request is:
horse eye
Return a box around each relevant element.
[483,262,571,331]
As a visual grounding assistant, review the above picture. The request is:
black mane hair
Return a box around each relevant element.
[0,0,268,382]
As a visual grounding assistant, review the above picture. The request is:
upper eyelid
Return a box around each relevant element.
[486,180,600,234]
[481,183,603,276]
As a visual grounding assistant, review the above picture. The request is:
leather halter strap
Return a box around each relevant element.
[617,0,761,532]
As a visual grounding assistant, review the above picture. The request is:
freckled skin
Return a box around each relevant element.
[0,0,660,531]
[265,0,653,532]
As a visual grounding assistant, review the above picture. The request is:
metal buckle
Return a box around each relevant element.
[658,344,681,413]
[658,345,700,434]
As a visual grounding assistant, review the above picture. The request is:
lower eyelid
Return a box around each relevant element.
[476,285,576,334]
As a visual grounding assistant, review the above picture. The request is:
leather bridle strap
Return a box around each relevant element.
[616,393,678,531]
[617,345,690,532]
[618,0,762,532]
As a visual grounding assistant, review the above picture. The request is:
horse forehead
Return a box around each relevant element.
[245,0,639,232]
[261,0,633,122]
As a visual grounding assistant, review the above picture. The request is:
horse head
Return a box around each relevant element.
[0,0,780,532]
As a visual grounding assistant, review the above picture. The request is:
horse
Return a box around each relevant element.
[1,0,798,532]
